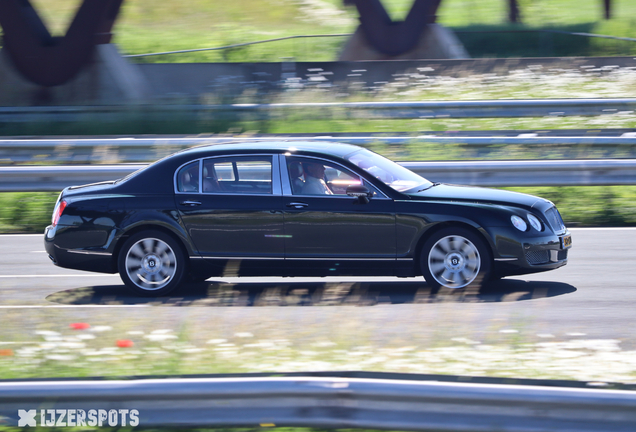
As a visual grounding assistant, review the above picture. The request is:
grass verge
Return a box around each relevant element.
[19,0,636,62]
[0,311,634,383]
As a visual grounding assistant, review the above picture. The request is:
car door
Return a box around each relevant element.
[176,155,285,262]
[281,155,396,273]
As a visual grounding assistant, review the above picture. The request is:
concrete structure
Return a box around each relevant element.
[0,45,149,106]
[339,24,469,61]
[2,50,636,106]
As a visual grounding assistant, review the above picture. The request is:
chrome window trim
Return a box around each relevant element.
[285,257,395,261]
[192,256,395,261]
[194,256,283,260]
[174,154,281,196]
[280,154,390,200]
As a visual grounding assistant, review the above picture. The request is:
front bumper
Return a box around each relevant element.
[489,226,571,277]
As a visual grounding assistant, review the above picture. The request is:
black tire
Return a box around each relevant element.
[420,227,491,293]
[118,230,186,296]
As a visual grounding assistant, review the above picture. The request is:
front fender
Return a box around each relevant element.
[396,200,511,257]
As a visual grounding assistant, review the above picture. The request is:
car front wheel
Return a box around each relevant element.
[420,227,491,293]
[118,230,185,296]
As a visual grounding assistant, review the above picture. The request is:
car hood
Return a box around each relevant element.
[406,183,546,209]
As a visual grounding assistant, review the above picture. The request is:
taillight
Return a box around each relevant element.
[52,200,67,227]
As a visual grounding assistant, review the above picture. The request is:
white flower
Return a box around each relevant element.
[499,329,519,334]
[144,334,178,342]
[451,338,480,345]
[206,339,227,344]
[76,334,96,340]
[349,351,371,356]
[45,354,76,361]
[35,331,60,336]
[59,342,85,349]
[127,331,144,335]
[90,326,112,332]
[39,343,58,350]
[234,332,253,338]
[15,348,39,357]
[151,329,173,334]
[179,348,205,354]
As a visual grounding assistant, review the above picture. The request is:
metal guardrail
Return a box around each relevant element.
[403,159,636,186]
[1,99,635,122]
[2,159,635,191]
[119,30,636,59]
[1,376,635,430]
[123,34,352,58]
[3,135,636,164]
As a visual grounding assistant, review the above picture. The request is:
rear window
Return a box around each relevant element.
[176,161,200,193]
[202,156,272,194]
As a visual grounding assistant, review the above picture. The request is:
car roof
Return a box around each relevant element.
[174,141,365,160]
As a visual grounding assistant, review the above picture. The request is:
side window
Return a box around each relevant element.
[287,157,364,196]
[176,161,200,193]
[203,156,272,194]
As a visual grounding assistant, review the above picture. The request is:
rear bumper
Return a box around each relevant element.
[44,225,116,274]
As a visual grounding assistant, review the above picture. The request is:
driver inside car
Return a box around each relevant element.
[302,161,333,195]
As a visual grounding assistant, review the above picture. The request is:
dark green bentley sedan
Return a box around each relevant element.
[45,142,571,296]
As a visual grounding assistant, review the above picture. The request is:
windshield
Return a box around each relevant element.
[346,148,432,192]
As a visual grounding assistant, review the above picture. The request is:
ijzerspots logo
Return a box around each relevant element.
[18,409,139,427]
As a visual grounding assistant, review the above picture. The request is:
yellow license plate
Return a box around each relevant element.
[561,235,572,249]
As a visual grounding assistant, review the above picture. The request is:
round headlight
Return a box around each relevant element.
[527,214,543,231]
[511,215,527,231]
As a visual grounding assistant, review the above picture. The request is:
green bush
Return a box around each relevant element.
[1,186,634,234]
[0,193,59,233]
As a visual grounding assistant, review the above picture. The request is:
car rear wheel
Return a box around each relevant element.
[420,227,491,293]
[118,230,185,296]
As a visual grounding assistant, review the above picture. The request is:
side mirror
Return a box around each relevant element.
[346,185,372,204]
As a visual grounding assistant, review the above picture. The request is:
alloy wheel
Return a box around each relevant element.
[125,237,177,291]
[427,235,481,289]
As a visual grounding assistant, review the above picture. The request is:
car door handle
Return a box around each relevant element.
[180,200,201,206]
[286,202,308,209]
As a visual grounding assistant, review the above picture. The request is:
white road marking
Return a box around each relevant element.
[0,305,148,309]
[0,274,119,278]
[568,227,636,231]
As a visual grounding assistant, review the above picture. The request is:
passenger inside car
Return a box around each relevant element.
[288,161,305,194]
[203,166,220,192]
[179,164,199,192]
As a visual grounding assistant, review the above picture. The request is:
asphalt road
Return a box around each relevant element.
[1,228,635,348]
